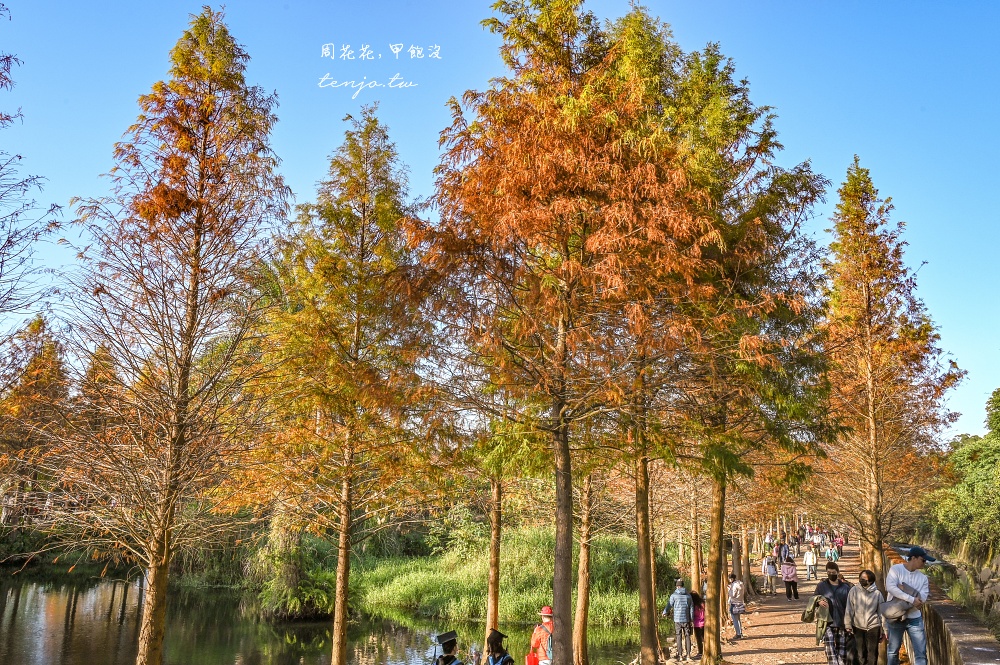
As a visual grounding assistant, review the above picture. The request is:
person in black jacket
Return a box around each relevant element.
[815,561,853,665]
[435,631,464,665]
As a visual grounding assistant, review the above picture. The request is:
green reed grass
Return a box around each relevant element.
[352,527,677,627]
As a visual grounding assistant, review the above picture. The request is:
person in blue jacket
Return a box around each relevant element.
[663,578,694,662]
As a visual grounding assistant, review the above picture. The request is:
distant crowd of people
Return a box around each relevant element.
[661,525,934,665]
[761,525,846,599]
[435,529,935,665]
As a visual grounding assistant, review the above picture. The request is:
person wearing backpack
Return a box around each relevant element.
[529,606,554,665]
[483,629,513,665]
[885,547,933,665]
[727,573,746,639]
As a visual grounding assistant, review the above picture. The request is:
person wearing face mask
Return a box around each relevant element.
[815,561,852,665]
[845,569,885,665]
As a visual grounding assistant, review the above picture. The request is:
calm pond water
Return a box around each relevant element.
[0,577,640,665]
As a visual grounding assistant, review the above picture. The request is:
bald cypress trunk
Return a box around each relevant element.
[702,477,727,664]
[573,473,593,665]
[636,454,658,665]
[331,473,352,665]
[485,477,503,646]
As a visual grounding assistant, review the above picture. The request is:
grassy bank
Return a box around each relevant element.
[352,528,677,627]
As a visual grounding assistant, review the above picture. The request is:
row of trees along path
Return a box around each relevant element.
[715,543,859,665]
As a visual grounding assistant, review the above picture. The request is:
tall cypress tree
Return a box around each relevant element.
[427,4,714,662]
[45,10,288,664]
[817,156,962,585]
[264,106,428,665]
[662,44,833,663]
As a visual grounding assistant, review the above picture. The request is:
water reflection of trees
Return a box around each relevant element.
[0,578,142,665]
[0,580,639,665]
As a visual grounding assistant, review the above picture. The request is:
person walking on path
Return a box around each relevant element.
[529,606,554,665]
[835,534,844,558]
[885,546,933,665]
[690,592,706,659]
[845,569,885,665]
[816,561,852,665]
[804,546,818,581]
[775,534,790,563]
[664,579,694,662]
[762,553,779,595]
[781,555,799,600]
[715,542,867,665]
[727,573,747,639]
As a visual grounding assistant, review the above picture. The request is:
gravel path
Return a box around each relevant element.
[714,543,860,665]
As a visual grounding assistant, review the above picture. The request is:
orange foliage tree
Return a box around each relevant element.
[662,45,833,663]
[0,317,67,533]
[258,106,430,665]
[38,10,289,665]
[812,157,962,585]
[422,3,712,663]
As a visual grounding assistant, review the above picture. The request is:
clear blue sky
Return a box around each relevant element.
[5,1,998,437]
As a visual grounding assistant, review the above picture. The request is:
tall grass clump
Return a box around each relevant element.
[352,527,678,626]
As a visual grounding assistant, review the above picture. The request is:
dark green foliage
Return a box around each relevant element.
[986,387,1000,435]
[425,504,490,560]
[924,428,1000,555]
[357,523,433,559]
[171,533,254,589]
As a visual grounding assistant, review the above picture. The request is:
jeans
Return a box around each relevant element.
[807,565,817,580]
[887,615,927,665]
[729,604,743,637]
[674,622,692,659]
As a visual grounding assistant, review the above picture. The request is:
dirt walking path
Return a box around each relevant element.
[715,542,860,665]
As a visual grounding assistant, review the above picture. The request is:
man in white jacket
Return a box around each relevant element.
[884,546,933,665]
